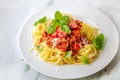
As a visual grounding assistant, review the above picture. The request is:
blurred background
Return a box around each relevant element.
[0,0,120,80]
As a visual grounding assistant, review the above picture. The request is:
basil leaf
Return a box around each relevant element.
[35,45,43,52]
[55,11,63,20]
[60,16,71,34]
[60,25,71,34]
[93,33,105,50]
[46,20,60,34]
[25,64,30,72]
[65,51,72,58]
[52,19,60,25]
[81,56,89,64]
[34,16,46,26]
[46,25,56,34]
[46,11,71,34]
[61,16,70,24]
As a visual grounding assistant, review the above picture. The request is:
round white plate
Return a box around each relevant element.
[19,5,119,79]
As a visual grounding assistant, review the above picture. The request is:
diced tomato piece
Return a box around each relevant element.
[71,29,80,36]
[71,37,76,42]
[72,50,76,56]
[56,27,66,37]
[73,43,80,50]
[38,38,43,44]
[56,27,61,33]
[68,19,78,29]
[51,32,58,38]
[51,27,66,38]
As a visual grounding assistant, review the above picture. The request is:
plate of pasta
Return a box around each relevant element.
[19,5,119,79]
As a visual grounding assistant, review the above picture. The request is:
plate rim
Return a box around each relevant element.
[18,5,120,79]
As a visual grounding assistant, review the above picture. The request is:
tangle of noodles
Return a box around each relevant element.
[81,23,98,43]
[31,12,103,65]
[32,23,99,65]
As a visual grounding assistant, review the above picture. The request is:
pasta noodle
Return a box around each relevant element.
[81,23,98,43]
[31,11,104,65]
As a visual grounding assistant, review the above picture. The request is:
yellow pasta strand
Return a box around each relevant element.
[32,21,99,65]
[81,23,98,43]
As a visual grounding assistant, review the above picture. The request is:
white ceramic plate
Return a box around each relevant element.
[19,5,119,79]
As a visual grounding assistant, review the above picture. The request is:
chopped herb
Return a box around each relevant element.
[34,16,46,26]
[35,45,43,52]
[65,51,72,58]
[81,56,89,64]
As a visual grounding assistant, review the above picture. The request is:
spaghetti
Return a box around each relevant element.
[32,11,105,65]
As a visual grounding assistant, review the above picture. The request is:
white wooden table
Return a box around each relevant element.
[0,0,120,80]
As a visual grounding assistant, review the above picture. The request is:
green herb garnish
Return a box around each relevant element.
[25,64,30,72]
[46,25,57,34]
[34,16,46,26]
[81,56,89,64]
[65,51,72,58]
[46,11,71,34]
[60,25,71,34]
[55,11,63,20]
[35,45,43,52]
[61,16,70,24]
[93,33,105,50]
